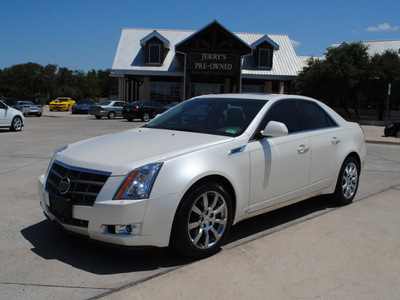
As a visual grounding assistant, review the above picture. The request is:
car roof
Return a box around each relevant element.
[192,93,317,103]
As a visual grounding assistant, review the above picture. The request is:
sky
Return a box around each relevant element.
[1,0,399,72]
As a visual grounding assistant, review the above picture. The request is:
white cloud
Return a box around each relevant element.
[365,23,399,32]
[291,40,301,48]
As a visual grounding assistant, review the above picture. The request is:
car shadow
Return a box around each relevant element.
[226,195,337,245]
[20,220,193,275]
[21,195,336,275]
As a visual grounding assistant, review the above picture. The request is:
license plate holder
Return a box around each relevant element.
[50,195,72,222]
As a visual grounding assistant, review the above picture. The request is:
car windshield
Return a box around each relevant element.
[21,101,35,105]
[56,99,69,102]
[129,101,145,107]
[145,97,267,137]
[98,100,112,105]
[77,100,93,105]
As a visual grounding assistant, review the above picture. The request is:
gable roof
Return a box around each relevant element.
[112,26,302,78]
[175,20,252,55]
[251,35,280,50]
[140,30,170,49]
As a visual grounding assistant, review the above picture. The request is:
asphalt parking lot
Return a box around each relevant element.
[1,111,400,299]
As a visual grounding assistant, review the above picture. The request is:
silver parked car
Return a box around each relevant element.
[13,101,43,117]
[89,100,128,119]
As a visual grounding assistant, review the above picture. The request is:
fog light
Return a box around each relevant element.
[102,224,142,236]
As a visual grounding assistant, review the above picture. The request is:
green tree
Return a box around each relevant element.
[368,51,400,120]
[297,42,370,116]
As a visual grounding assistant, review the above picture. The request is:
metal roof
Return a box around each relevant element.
[112,28,304,78]
[331,40,400,56]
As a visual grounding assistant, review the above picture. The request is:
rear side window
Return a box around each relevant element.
[300,102,337,130]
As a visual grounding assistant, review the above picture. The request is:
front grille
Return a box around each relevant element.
[45,160,111,206]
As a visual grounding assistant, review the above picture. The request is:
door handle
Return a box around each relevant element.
[297,144,310,154]
[331,137,341,145]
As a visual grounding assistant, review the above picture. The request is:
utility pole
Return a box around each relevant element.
[386,83,391,121]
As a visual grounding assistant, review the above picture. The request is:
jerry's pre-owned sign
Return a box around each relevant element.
[190,53,237,71]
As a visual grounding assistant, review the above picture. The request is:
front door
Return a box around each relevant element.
[248,100,311,212]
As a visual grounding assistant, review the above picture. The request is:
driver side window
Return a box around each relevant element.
[260,101,302,134]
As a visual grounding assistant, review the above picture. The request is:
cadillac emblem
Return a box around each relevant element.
[59,177,71,195]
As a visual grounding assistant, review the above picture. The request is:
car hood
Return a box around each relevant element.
[57,128,234,175]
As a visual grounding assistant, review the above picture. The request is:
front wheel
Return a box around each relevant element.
[171,182,233,258]
[10,116,23,131]
[396,131,400,139]
[332,156,360,205]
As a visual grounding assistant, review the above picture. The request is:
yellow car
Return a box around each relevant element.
[49,97,76,111]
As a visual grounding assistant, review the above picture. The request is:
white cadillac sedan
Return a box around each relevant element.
[38,94,366,258]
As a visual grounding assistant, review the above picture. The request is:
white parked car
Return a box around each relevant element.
[38,94,366,258]
[0,100,25,131]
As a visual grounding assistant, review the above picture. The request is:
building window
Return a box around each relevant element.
[150,82,181,101]
[259,49,271,68]
[242,85,264,93]
[190,83,224,98]
[149,45,161,64]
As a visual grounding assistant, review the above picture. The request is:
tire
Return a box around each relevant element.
[127,118,133,122]
[396,131,400,139]
[171,182,233,258]
[10,116,23,131]
[332,156,360,205]
[141,113,150,122]
[66,105,70,111]
[95,115,102,119]
[108,111,116,119]
[36,113,42,117]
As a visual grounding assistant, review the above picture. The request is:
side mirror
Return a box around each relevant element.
[261,121,288,137]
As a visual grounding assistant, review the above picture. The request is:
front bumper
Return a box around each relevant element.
[38,174,178,248]
[50,104,68,110]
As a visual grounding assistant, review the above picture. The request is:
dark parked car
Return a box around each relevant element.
[384,122,400,138]
[72,99,95,114]
[122,100,164,122]
[2,98,18,107]
[158,102,180,114]
[13,101,43,117]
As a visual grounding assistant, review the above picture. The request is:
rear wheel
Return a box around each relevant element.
[108,111,116,119]
[95,115,102,119]
[141,113,150,122]
[332,156,360,205]
[396,131,400,139]
[10,116,23,131]
[171,182,233,258]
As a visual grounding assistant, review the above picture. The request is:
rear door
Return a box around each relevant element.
[299,101,344,192]
[0,102,9,125]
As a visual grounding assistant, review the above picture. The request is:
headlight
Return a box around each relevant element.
[114,163,163,200]
[45,145,68,178]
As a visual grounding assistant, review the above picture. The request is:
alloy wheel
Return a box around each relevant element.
[187,191,228,250]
